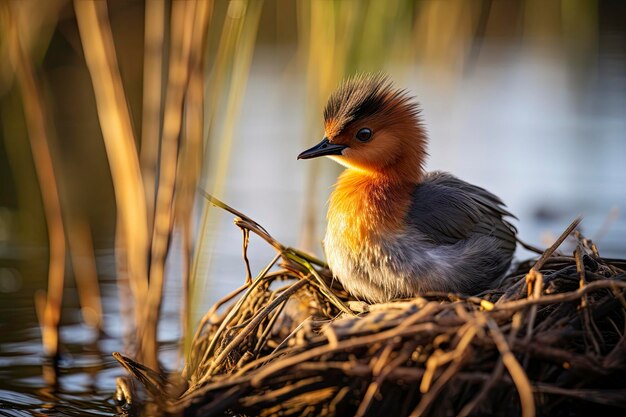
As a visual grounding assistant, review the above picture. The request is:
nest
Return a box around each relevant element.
[115,198,626,417]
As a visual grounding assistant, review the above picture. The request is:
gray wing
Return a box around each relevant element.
[406,172,517,251]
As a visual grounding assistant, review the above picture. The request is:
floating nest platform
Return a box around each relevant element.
[115,200,626,417]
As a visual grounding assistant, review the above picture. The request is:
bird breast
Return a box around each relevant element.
[324,171,420,302]
[326,170,413,250]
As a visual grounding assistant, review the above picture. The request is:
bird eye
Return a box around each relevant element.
[355,128,372,142]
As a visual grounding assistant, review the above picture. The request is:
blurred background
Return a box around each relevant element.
[0,0,625,415]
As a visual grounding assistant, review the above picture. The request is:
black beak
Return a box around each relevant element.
[297,137,347,160]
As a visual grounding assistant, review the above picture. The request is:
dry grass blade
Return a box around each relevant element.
[531,216,582,272]
[193,252,281,381]
[457,312,522,417]
[113,352,166,401]
[487,318,535,417]
[206,279,309,377]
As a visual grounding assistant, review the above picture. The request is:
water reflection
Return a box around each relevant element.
[0,268,116,416]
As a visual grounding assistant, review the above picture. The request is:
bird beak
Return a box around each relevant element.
[297,137,347,160]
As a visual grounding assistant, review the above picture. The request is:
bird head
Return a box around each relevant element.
[298,74,427,182]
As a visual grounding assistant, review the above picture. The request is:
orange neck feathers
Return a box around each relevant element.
[327,168,416,250]
[374,133,426,184]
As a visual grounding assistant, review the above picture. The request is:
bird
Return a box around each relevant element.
[297,73,517,303]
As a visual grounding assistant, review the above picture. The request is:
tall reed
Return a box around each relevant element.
[188,0,263,358]
[3,1,66,359]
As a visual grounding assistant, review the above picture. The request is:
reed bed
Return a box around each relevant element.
[115,198,626,417]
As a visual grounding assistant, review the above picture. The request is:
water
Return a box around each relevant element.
[0,251,185,416]
[0,256,121,416]
[1,38,626,415]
